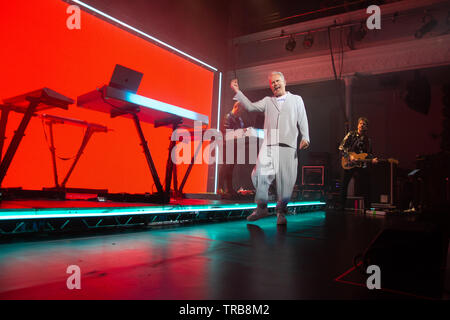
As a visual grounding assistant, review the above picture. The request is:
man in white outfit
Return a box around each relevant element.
[230,72,310,225]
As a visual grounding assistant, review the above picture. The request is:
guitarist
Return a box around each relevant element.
[338,117,378,211]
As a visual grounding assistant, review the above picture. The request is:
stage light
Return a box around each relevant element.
[415,13,437,39]
[354,22,367,41]
[285,35,297,52]
[392,11,399,23]
[124,91,209,124]
[303,32,314,49]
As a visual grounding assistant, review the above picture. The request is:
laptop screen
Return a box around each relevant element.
[109,64,143,93]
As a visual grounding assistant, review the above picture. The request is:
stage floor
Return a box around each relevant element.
[0,208,448,300]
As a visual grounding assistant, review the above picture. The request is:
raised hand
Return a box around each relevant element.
[230,79,239,93]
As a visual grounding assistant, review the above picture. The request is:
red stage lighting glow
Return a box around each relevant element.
[0,0,215,194]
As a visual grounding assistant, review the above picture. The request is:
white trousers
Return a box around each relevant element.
[251,144,298,207]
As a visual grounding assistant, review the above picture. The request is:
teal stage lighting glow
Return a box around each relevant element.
[0,201,325,220]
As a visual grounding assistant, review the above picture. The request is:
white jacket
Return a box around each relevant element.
[234,90,310,149]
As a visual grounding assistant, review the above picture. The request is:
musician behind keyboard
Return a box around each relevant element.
[219,101,245,197]
[337,117,378,211]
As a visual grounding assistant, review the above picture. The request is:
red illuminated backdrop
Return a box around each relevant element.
[0,0,215,194]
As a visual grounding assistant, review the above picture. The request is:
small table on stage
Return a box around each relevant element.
[77,85,209,203]
[0,88,74,187]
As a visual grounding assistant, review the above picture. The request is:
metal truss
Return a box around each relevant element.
[0,204,325,235]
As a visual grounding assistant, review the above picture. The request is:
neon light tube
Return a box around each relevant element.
[71,0,218,72]
[0,201,325,220]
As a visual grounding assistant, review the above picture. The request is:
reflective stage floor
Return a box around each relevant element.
[1,207,449,300]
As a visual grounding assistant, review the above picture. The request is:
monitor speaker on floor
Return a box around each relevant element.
[354,225,448,298]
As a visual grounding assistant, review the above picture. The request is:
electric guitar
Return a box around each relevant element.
[341,152,399,170]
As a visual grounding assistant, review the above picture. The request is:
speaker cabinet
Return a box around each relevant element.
[365,162,397,206]
[356,226,448,298]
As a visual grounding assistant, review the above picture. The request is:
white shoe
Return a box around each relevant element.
[247,207,269,221]
[276,204,288,225]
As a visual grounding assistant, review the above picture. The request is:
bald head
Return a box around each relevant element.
[269,72,286,97]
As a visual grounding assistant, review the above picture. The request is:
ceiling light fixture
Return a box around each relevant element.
[285,35,297,52]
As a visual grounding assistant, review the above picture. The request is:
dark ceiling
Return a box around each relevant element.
[80,0,399,70]
[230,0,399,36]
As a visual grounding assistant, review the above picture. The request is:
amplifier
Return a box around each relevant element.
[302,166,324,186]
[302,189,325,201]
